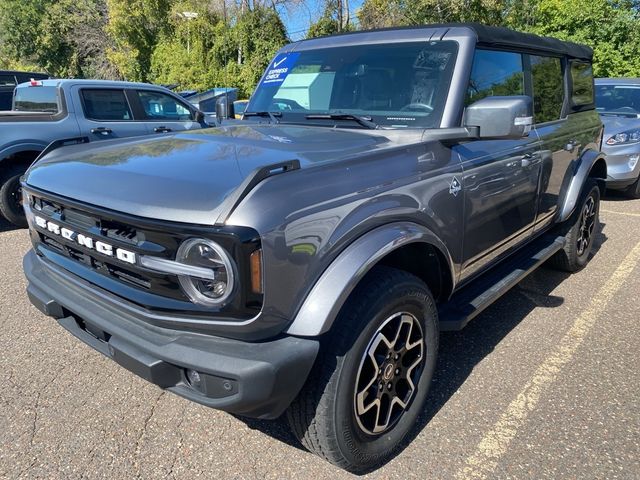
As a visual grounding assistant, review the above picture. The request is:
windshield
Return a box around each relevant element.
[13,86,59,113]
[595,84,640,116]
[248,41,458,128]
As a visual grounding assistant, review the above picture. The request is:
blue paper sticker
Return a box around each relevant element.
[261,53,300,86]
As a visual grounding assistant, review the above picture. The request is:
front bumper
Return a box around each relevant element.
[24,250,319,419]
[601,150,640,189]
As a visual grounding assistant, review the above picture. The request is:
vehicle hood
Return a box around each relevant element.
[25,124,397,225]
[600,114,640,145]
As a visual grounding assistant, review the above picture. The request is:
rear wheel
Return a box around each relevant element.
[0,166,28,227]
[549,179,600,272]
[287,266,438,473]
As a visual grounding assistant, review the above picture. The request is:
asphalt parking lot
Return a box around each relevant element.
[1,193,639,480]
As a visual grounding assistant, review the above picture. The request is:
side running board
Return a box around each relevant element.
[438,235,566,331]
[214,160,300,225]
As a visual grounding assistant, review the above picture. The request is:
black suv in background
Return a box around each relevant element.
[0,70,49,110]
[22,24,606,472]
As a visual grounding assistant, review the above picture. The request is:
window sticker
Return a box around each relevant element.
[261,53,301,86]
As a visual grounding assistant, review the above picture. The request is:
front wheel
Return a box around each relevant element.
[287,266,438,473]
[0,168,28,227]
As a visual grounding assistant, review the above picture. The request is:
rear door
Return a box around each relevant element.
[129,89,201,134]
[456,49,543,280]
[529,55,575,231]
[532,58,600,231]
[76,87,148,141]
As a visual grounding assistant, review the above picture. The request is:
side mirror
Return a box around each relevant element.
[194,110,205,124]
[215,97,235,124]
[464,95,533,139]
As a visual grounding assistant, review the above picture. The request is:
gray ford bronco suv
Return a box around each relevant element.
[22,24,605,472]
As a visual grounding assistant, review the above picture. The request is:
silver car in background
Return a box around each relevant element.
[595,78,640,197]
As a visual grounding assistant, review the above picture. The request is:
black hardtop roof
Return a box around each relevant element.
[466,23,592,60]
[294,23,593,61]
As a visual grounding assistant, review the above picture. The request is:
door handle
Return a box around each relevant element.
[90,127,112,136]
[565,140,579,152]
[154,126,172,133]
[521,153,534,167]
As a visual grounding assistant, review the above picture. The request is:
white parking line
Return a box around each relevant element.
[601,209,640,218]
[455,239,640,480]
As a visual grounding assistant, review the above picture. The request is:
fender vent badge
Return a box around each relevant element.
[449,176,462,197]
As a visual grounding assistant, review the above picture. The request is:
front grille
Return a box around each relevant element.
[25,189,264,319]
[29,194,174,298]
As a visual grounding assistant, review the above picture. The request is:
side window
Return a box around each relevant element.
[530,55,564,123]
[0,74,16,87]
[137,91,193,121]
[570,61,594,107]
[467,50,524,105]
[81,89,132,121]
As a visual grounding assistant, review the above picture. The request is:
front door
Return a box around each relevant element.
[457,49,542,280]
[129,89,201,134]
[75,87,148,141]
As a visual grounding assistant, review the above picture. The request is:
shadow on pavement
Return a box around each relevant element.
[0,218,23,233]
[603,188,634,202]
[216,226,609,471]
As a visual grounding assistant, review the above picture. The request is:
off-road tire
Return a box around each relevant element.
[0,166,28,227]
[287,266,438,474]
[549,179,600,272]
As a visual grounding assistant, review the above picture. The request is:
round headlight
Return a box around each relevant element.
[176,238,236,306]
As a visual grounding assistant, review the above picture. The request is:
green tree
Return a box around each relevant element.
[521,0,640,77]
[211,6,288,96]
[308,0,354,38]
[106,0,173,81]
[0,0,115,78]
[150,2,223,90]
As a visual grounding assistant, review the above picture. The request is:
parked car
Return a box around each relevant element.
[0,79,209,226]
[22,24,605,473]
[595,78,640,197]
[0,70,49,110]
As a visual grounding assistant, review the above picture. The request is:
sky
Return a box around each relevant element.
[278,0,365,41]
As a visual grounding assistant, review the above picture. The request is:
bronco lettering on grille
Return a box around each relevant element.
[34,215,137,265]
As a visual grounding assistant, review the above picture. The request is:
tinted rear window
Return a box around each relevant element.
[570,61,594,106]
[13,86,59,112]
[530,55,564,123]
[81,89,132,121]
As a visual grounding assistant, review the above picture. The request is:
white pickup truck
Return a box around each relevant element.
[0,79,208,226]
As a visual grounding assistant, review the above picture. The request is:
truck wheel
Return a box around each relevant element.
[0,167,28,227]
[287,266,438,473]
[549,179,600,272]
[626,175,640,199]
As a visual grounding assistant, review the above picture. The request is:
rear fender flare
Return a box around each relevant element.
[558,149,606,222]
[285,222,454,337]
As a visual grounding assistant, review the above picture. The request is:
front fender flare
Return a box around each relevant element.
[285,222,455,337]
[558,149,606,222]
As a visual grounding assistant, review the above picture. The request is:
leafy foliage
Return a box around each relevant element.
[1,0,640,97]
[356,0,640,78]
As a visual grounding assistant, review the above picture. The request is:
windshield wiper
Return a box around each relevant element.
[305,113,378,129]
[243,111,281,123]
